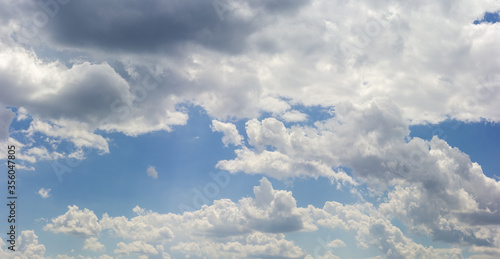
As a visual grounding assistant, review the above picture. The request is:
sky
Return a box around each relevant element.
[0,0,499,258]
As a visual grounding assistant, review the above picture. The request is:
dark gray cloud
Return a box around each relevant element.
[39,0,263,54]
[0,59,132,126]
[0,107,15,141]
[248,0,310,13]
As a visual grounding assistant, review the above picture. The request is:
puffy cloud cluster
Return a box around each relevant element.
[44,205,102,238]
[0,231,46,259]
[39,177,309,258]
[307,201,463,259]
[100,177,308,241]
[82,237,104,252]
[170,233,306,259]
[217,101,409,185]
[215,102,500,256]
[114,240,158,256]
[39,173,493,258]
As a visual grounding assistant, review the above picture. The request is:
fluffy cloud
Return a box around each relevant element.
[0,230,46,259]
[43,177,474,258]
[44,178,311,258]
[82,237,105,252]
[44,205,102,238]
[311,202,438,258]
[216,102,500,255]
[101,177,308,241]
[38,188,51,199]
[239,177,306,233]
[211,120,243,146]
[171,232,307,259]
[100,208,175,242]
[327,239,346,248]
[147,165,158,179]
[114,241,158,256]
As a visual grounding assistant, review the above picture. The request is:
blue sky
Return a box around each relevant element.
[1,1,500,258]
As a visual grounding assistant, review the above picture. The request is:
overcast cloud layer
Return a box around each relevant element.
[1,0,499,258]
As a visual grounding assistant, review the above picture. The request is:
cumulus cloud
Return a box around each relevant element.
[42,177,471,258]
[211,120,243,146]
[147,165,158,179]
[43,178,313,258]
[0,230,46,259]
[44,205,102,238]
[215,102,500,255]
[101,177,308,241]
[38,188,51,199]
[100,209,175,242]
[171,232,307,259]
[327,239,346,248]
[114,241,158,256]
[82,237,104,252]
[216,115,363,185]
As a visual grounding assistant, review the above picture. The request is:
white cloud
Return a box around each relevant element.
[309,201,460,258]
[171,232,307,259]
[82,237,104,252]
[327,239,346,248]
[147,165,158,179]
[35,174,497,257]
[0,230,46,259]
[26,147,65,163]
[44,205,102,238]
[16,107,29,121]
[17,230,46,259]
[38,188,51,199]
[216,102,500,254]
[25,119,110,155]
[280,109,308,122]
[258,96,291,114]
[114,241,158,256]
[100,211,175,242]
[216,116,361,185]
[211,120,243,146]
[101,177,309,242]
